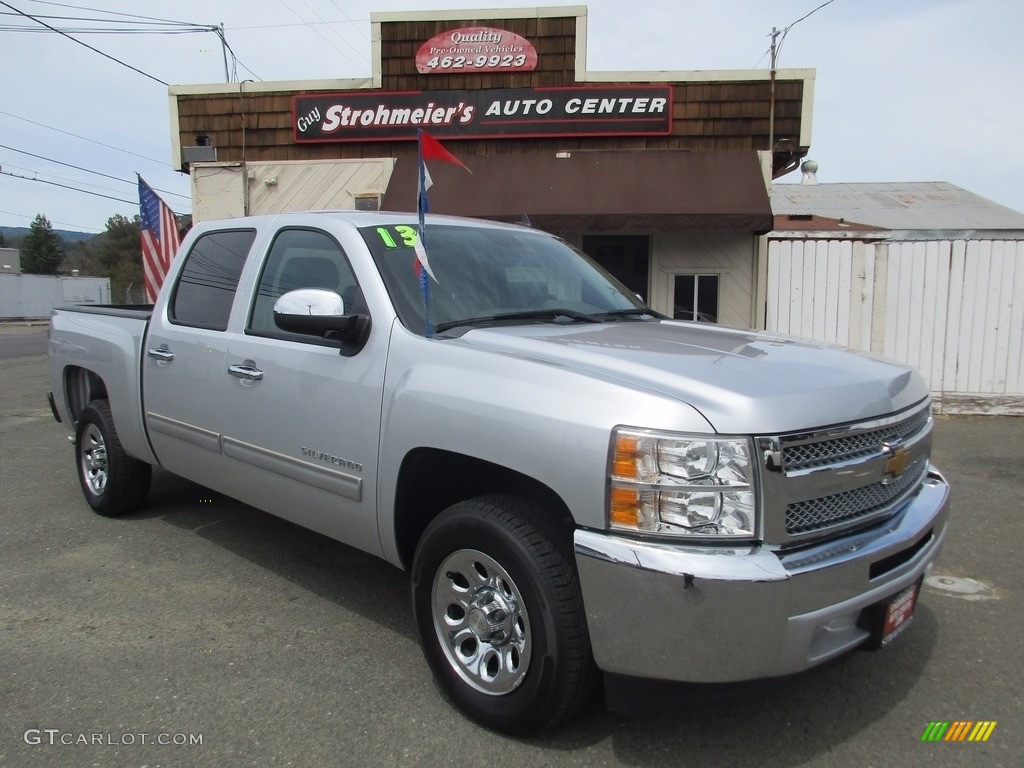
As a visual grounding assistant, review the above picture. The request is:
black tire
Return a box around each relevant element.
[75,400,151,516]
[411,494,597,734]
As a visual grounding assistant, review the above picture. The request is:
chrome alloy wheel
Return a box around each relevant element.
[79,422,109,496]
[431,548,531,695]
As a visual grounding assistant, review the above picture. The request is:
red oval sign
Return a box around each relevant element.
[416,27,538,74]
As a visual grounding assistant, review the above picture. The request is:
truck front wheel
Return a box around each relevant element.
[75,400,151,516]
[411,495,596,734]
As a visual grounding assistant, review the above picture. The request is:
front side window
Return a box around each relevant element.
[170,229,256,330]
[248,228,363,339]
[360,222,645,336]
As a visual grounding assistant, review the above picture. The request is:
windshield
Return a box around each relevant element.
[359,222,648,336]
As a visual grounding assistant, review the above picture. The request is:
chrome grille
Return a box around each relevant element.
[785,458,928,535]
[781,408,930,472]
[759,401,934,544]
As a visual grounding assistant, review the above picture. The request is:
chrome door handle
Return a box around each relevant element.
[147,347,175,361]
[228,364,264,381]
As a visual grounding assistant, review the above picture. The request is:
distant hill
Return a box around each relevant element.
[0,226,97,245]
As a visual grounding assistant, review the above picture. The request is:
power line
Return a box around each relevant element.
[212,24,262,82]
[0,143,189,200]
[776,0,839,62]
[2,160,137,198]
[25,0,204,28]
[6,3,256,81]
[764,0,839,159]
[0,168,138,206]
[323,0,371,42]
[275,0,370,72]
[229,20,367,31]
[1,168,186,216]
[0,10,212,31]
[8,3,257,82]
[0,110,166,165]
[0,0,168,85]
[0,208,102,232]
[754,0,840,67]
[0,23,214,34]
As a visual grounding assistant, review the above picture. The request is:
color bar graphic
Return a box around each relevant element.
[921,721,997,742]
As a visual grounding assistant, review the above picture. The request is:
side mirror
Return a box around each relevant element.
[273,288,370,355]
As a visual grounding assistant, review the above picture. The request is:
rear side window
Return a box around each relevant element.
[170,229,256,330]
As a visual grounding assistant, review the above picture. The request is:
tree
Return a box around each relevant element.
[91,214,143,302]
[20,214,65,274]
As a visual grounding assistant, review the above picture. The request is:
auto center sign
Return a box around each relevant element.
[293,86,672,143]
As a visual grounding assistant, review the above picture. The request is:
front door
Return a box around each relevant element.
[219,228,387,557]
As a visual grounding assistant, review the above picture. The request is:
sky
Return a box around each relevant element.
[1,0,1022,234]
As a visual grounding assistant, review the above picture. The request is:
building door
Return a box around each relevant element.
[581,235,650,302]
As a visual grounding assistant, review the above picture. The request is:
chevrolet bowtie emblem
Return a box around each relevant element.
[882,443,913,483]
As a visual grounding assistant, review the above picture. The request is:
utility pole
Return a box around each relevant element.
[768,26,780,171]
[765,1,836,174]
[216,23,230,82]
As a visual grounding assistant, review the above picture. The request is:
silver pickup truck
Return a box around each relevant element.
[48,210,950,733]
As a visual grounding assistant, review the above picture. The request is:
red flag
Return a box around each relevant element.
[419,129,470,172]
[139,176,180,304]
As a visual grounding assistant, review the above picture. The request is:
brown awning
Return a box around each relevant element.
[380,150,773,234]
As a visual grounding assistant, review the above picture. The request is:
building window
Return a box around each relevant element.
[673,274,719,323]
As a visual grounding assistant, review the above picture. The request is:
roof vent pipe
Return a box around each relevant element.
[801,159,819,185]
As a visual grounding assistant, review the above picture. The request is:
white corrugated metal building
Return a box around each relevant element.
[765,173,1024,415]
[0,269,111,320]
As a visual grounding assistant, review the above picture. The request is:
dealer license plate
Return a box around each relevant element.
[879,582,920,647]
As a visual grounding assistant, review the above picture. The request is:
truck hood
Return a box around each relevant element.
[453,321,929,434]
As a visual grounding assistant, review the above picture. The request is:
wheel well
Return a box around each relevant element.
[393,448,574,570]
[64,367,107,424]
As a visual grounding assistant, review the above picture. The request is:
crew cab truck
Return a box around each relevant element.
[48,211,950,734]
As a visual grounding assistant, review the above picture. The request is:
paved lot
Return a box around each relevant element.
[1,325,1021,767]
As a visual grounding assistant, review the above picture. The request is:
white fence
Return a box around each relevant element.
[766,238,1024,415]
[0,273,111,320]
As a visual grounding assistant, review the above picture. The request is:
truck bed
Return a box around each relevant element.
[55,304,154,319]
[48,304,157,464]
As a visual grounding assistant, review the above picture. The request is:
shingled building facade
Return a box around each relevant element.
[169,5,814,328]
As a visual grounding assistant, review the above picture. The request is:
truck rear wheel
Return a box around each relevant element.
[411,495,596,734]
[75,400,151,516]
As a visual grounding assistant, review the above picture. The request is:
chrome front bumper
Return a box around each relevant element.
[574,468,950,683]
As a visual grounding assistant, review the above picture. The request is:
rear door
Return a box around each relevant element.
[142,228,257,489]
[218,227,387,556]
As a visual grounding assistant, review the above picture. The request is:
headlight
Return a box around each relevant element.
[608,428,758,538]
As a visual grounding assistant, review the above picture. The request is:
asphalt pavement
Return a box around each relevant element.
[1,325,1021,767]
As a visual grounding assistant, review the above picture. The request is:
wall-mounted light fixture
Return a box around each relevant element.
[183,134,217,165]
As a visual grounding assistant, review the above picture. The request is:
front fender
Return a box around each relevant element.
[375,323,713,567]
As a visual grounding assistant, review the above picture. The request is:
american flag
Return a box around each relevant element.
[139,176,181,303]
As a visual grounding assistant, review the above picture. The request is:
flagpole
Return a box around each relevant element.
[414,129,469,338]
[416,129,433,338]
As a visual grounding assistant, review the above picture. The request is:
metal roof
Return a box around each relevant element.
[770,181,1024,232]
